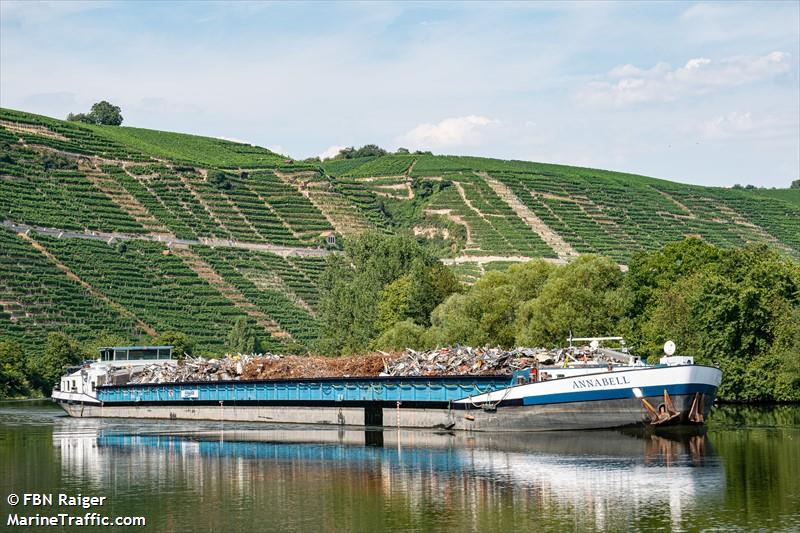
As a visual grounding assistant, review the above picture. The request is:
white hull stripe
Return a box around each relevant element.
[456,365,722,404]
[515,383,716,406]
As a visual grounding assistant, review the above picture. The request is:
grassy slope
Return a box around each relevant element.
[747,188,800,207]
[1,106,797,352]
[3,107,797,259]
[0,108,325,352]
[86,124,286,168]
[324,154,800,259]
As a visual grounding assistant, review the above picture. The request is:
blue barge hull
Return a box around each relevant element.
[56,366,722,432]
[97,375,512,407]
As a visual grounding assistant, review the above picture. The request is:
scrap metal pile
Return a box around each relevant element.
[127,345,617,384]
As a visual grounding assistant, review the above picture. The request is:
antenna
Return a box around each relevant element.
[663,340,676,356]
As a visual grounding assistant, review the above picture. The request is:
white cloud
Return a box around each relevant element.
[681,2,741,22]
[700,112,796,140]
[0,1,111,25]
[579,51,793,106]
[397,115,498,151]
[700,112,754,139]
[318,145,346,160]
[1,2,797,188]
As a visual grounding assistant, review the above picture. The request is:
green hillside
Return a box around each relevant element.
[83,123,287,168]
[322,154,799,262]
[747,187,800,207]
[1,107,797,354]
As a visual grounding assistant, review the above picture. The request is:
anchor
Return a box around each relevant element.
[640,389,681,426]
[688,392,705,424]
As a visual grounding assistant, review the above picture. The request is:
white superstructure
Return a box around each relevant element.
[52,345,176,405]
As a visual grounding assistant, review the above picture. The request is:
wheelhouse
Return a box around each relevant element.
[56,345,176,397]
[98,345,174,362]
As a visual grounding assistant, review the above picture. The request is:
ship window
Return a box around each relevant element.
[100,346,173,361]
[129,348,161,360]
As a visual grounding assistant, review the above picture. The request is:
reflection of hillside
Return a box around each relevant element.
[51,423,723,531]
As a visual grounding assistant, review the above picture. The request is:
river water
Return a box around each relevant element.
[0,403,797,532]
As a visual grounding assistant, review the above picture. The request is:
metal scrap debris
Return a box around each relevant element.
[127,345,620,384]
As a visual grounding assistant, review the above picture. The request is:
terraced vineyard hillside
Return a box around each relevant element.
[322,155,799,265]
[1,107,797,353]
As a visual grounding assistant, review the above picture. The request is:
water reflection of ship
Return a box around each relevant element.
[54,425,723,530]
[55,424,716,469]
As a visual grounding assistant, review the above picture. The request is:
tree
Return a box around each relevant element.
[767,307,800,401]
[0,340,29,399]
[376,261,461,333]
[625,238,722,319]
[515,255,631,347]
[41,152,77,171]
[677,246,798,400]
[227,317,261,354]
[373,320,426,351]
[66,112,92,124]
[629,242,800,401]
[407,262,461,326]
[428,284,519,347]
[330,144,388,160]
[67,101,123,126]
[791,179,800,189]
[353,144,387,158]
[315,232,455,354]
[208,170,233,190]
[334,147,356,160]
[376,275,414,332]
[425,260,555,347]
[88,101,123,125]
[30,333,85,393]
[155,331,193,358]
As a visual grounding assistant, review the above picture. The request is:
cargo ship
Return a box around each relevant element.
[52,340,722,431]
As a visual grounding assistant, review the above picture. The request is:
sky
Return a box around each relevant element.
[1,1,798,187]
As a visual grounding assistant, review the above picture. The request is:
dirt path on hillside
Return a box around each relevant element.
[441,255,566,266]
[441,254,627,271]
[17,232,158,337]
[170,246,292,339]
[651,187,696,218]
[479,172,577,261]
[1,220,331,258]
[0,120,68,141]
[242,182,303,239]
[424,208,474,246]
[275,170,373,235]
[85,163,174,235]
